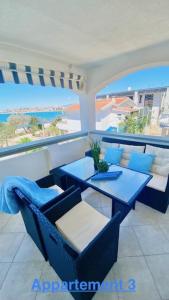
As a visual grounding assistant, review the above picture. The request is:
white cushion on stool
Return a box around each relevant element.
[49,185,63,194]
[55,201,109,253]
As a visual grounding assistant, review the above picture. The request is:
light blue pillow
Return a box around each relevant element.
[104,147,124,165]
[128,152,155,173]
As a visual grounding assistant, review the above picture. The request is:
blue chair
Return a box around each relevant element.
[31,188,121,300]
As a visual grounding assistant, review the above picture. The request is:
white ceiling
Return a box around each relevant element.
[1,0,169,69]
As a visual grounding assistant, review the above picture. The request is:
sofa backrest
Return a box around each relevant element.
[101,136,169,150]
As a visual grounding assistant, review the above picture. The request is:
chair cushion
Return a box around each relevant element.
[50,185,63,194]
[128,152,155,173]
[147,173,168,192]
[104,147,124,164]
[55,201,109,253]
[145,145,169,177]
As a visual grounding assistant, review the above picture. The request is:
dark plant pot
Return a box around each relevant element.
[94,162,98,170]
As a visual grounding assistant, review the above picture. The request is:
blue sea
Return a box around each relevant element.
[0,111,64,123]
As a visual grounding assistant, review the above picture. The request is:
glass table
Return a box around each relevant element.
[58,157,152,222]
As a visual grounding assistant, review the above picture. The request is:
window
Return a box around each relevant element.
[0,83,80,149]
[144,94,153,108]
[139,95,142,103]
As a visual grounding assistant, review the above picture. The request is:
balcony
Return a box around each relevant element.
[0,131,169,300]
[0,1,169,299]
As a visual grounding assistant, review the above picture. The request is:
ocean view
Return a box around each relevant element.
[0,111,64,123]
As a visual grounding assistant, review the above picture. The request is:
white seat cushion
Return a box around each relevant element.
[55,201,109,253]
[145,145,169,177]
[147,173,168,192]
[49,185,63,195]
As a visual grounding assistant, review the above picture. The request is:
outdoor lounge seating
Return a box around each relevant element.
[31,187,121,300]
[86,136,169,213]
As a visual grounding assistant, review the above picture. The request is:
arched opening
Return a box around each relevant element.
[0,83,80,148]
[95,66,169,137]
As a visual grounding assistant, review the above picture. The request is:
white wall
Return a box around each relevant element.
[48,137,89,168]
[0,137,90,183]
[0,148,51,182]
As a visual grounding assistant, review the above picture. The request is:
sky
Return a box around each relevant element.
[1,66,169,109]
[98,66,169,95]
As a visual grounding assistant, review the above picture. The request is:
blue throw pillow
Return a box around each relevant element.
[104,147,124,165]
[128,152,155,173]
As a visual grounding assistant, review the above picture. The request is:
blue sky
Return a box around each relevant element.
[0,66,169,109]
[98,66,169,95]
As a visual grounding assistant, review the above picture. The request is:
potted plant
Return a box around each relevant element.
[90,140,101,170]
[97,160,109,172]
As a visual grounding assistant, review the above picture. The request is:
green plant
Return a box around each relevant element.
[19,137,32,144]
[90,140,101,169]
[119,114,149,134]
[97,160,109,172]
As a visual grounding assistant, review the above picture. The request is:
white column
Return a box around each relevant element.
[79,93,96,131]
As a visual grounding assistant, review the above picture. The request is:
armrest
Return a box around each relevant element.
[36,174,55,188]
[85,150,92,157]
[76,210,121,272]
[41,185,77,212]
[165,174,169,197]
[14,188,30,205]
[43,187,82,223]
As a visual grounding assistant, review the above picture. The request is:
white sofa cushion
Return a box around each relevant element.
[119,144,145,167]
[55,201,109,253]
[101,141,119,155]
[147,173,168,192]
[145,145,169,177]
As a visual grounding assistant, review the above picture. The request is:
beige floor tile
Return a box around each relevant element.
[134,225,169,255]
[14,235,44,262]
[0,262,43,300]
[0,213,10,231]
[0,232,24,262]
[2,213,26,233]
[116,256,161,300]
[146,254,169,300]
[0,262,11,289]
[118,227,142,257]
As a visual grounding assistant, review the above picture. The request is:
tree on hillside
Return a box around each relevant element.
[119,114,148,134]
[28,116,41,135]
[0,123,15,147]
[29,116,40,127]
[7,114,31,133]
[51,116,62,127]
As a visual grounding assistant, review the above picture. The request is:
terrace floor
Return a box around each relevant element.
[0,189,169,300]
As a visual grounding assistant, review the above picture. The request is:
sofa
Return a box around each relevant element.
[86,136,169,213]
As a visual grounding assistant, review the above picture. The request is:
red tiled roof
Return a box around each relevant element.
[95,99,112,111]
[112,97,130,105]
[112,106,138,112]
[64,99,112,112]
[64,104,80,112]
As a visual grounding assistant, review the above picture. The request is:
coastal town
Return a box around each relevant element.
[0,86,169,148]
